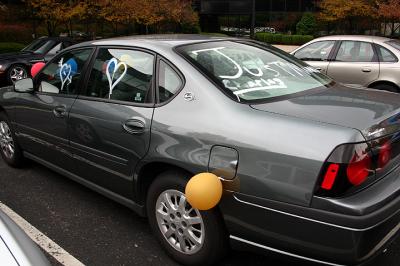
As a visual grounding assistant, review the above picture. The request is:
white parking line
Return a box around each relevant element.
[0,202,85,266]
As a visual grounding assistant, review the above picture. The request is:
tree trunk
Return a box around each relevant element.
[384,20,387,36]
[392,21,395,36]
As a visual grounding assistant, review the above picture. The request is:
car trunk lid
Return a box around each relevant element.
[250,84,400,140]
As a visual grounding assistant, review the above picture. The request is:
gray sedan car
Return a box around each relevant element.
[292,35,400,92]
[1,35,400,266]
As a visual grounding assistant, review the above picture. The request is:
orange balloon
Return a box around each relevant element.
[185,173,222,211]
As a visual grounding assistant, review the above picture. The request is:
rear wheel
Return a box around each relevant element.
[371,83,399,93]
[0,112,24,167]
[146,170,228,265]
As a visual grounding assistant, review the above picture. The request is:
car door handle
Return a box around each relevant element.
[53,105,67,118]
[123,118,146,134]
[362,68,371,73]
[315,67,322,71]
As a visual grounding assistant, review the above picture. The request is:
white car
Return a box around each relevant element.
[0,210,49,266]
[292,35,400,92]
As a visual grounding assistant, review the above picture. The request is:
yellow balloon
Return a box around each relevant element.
[120,54,134,68]
[185,173,223,211]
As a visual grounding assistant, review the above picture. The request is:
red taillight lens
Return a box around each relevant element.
[378,141,391,168]
[321,163,339,190]
[346,153,371,186]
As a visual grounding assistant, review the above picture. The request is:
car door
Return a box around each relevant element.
[68,47,155,198]
[14,48,94,171]
[292,40,336,74]
[326,40,380,88]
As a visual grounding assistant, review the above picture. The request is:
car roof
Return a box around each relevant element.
[70,34,235,50]
[312,35,393,44]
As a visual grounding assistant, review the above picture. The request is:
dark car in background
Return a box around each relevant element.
[1,35,400,266]
[0,36,74,85]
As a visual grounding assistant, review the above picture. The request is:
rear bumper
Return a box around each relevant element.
[220,167,400,265]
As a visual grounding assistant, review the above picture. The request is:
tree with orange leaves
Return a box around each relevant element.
[377,0,400,36]
[318,0,377,33]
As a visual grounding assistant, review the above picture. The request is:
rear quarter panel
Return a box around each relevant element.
[146,49,365,207]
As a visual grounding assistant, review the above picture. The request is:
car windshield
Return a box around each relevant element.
[386,40,400,51]
[22,39,57,54]
[177,41,333,103]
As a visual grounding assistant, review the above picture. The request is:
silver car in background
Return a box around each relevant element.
[292,35,400,92]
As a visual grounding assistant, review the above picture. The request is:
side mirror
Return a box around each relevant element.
[15,78,34,93]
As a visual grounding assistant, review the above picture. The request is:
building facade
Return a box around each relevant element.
[195,0,319,33]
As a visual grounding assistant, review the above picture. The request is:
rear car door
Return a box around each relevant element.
[327,41,379,87]
[292,40,336,74]
[15,48,93,171]
[68,47,155,198]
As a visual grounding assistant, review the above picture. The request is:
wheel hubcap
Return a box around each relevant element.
[0,121,14,159]
[155,189,204,255]
[10,67,27,83]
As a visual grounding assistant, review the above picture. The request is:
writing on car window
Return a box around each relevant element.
[178,41,332,102]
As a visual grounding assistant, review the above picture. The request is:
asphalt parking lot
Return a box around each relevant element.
[0,158,399,266]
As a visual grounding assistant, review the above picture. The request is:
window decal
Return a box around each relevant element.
[58,58,77,92]
[106,57,127,99]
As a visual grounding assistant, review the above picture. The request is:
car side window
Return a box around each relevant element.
[335,41,377,62]
[158,60,183,103]
[85,48,154,104]
[36,48,93,95]
[47,43,62,56]
[377,45,398,62]
[294,41,335,61]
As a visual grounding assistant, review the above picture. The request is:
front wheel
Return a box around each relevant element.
[146,171,228,265]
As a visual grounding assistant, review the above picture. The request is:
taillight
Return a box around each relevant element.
[320,164,339,190]
[316,133,400,197]
[346,152,371,186]
[378,141,391,168]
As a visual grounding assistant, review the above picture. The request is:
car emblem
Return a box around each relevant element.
[184,92,195,101]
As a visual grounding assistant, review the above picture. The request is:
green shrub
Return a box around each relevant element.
[255,33,313,45]
[0,42,25,53]
[281,35,292,45]
[272,34,282,44]
[296,13,317,35]
[291,35,302,45]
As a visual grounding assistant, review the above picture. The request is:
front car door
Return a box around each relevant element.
[14,48,93,171]
[292,40,336,74]
[326,40,380,88]
[68,47,155,198]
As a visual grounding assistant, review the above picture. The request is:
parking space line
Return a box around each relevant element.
[0,202,84,266]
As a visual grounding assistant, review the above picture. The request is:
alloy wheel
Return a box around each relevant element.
[9,66,27,83]
[0,121,14,159]
[155,189,205,255]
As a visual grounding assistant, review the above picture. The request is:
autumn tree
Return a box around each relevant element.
[318,0,377,33]
[24,0,70,36]
[377,0,400,36]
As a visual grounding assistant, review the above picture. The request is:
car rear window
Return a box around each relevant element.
[386,40,400,51]
[176,41,332,103]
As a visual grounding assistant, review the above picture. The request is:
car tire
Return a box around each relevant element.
[7,64,28,85]
[372,83,399,93]
[0,112,24,167]
[146,170,228,266]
